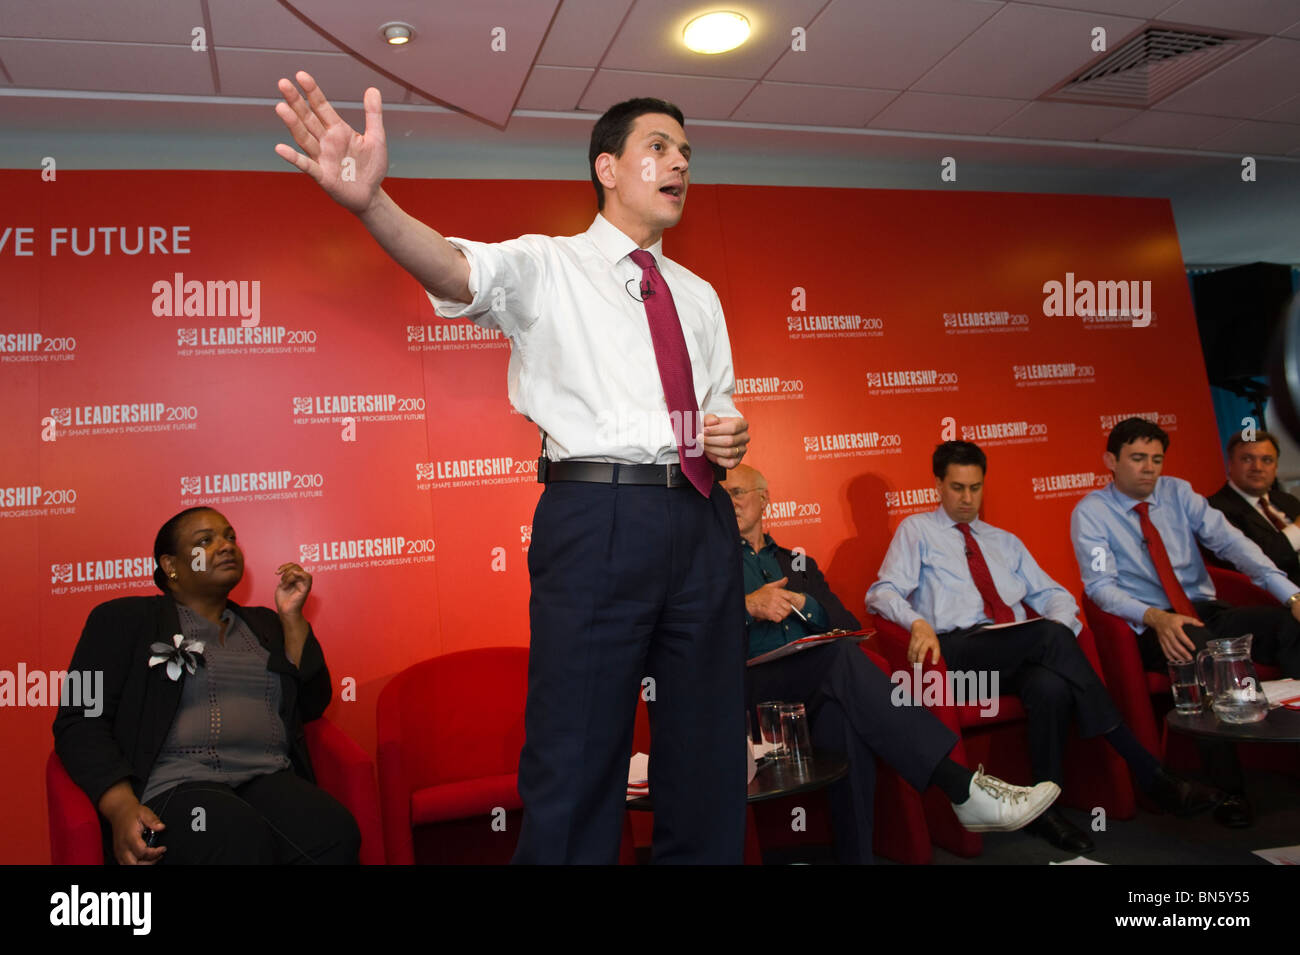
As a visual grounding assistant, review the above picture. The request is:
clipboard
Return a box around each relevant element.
[746,629,874,666]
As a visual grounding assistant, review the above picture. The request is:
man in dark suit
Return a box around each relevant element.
[722,464,1061,864]
[1208,430,1300,585]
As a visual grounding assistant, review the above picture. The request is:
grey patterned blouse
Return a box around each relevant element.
[140,603,292,804]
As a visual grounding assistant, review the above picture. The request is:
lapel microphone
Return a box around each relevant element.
[625,278,655,302]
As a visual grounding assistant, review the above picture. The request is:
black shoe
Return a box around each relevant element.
[1213,794,1254,829]
[1026,807,1095,853]
[1150,768,1225,816]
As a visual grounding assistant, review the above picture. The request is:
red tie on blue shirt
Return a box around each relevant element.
[956,522,1015,624]
[629,249,712,497]
[1133,501,1197,618]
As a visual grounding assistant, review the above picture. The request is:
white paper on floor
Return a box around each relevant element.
[1050,856,1108,865]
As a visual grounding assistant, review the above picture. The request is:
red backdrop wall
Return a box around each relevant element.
[1,170,1222,862]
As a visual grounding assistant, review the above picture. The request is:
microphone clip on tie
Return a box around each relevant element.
[625,278,654,303]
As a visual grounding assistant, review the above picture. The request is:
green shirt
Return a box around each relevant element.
[742,534,830,660]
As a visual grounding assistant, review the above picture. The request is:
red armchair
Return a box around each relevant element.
[1083,565,1284,775]
[377,647,530,864]
[869,617,1134,857]
[47,714,385,864]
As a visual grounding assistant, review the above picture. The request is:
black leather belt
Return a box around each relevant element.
[539,458,724,487]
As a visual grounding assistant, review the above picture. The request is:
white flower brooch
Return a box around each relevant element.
[148,633,206,681]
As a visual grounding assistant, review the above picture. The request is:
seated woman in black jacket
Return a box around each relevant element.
[54,506,360,864]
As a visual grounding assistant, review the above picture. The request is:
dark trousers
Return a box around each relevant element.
[1138,599,1300,791]
[938,619,1121,786]
[1138,599,1300,678]
[513,481,747,864]
[747,639,957,864]
[143,769,360,864]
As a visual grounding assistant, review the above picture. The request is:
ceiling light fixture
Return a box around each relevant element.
[683,11,750,54]
[380,22,415,45]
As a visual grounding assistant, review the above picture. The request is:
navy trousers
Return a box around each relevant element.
[939,619,1122,787]
[747,639,957,864]
[1138,599,1300,678]
[512,480,747,864]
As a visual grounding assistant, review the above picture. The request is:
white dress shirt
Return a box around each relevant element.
[1229,481,1300,552]
[427,213,740,464]
[866,506,1082,635]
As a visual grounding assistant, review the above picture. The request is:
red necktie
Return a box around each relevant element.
[1132,501,1197,618]
[956,523,1015,624]
[629,249,712,496]
[1259,495,1289,532]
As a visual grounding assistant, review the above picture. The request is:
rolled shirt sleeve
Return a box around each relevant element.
[425,235,546,338]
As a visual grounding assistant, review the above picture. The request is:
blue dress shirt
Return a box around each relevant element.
[1070,476,1300,631]
[867,506,1081,635]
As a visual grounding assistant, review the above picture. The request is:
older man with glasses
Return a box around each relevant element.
[721,464,1060,864]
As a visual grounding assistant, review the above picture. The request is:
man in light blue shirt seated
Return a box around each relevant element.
[869,441,1220,854]
[726,464,1062,863]
[1071,416,1300,827]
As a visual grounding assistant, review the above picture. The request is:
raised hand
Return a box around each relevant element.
[274,562,313,618]
[274,71,387,214]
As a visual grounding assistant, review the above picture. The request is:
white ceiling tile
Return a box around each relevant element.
[207,0,340,52]
[1259,92,1300,122]
[1013,0,1170,13]
[767,0,1002,89]
[516,66,592,111]
[1200,118,1300,154]
[914,4,1146,97]
[1158,0,1300,35]
[1100,109,1243,147]
[281,1,558,127]
[0,0,204,43]
[991,100,1141,139]
[0,38,213,94]
[599,0,826,79]
[536,0,633,68]
[217,49,407,101]
[579,69,755,121]
[1156,37,1300,117]
[868,91,1028,134]
[730,82,896,126]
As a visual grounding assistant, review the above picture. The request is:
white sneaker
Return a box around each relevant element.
[950,765,1060,832]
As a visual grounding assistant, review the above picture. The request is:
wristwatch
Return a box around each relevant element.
[1286,592,1300,608]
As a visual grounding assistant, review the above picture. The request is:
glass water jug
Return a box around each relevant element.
[1196,634,1268,724]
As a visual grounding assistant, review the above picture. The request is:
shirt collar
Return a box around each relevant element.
[741,532,775,553]
[1228,480,1261,506]
[587,213,665,267]
[932,506,986,535]
[1105,476,1161,510]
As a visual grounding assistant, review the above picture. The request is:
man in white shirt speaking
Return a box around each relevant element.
[274,74,750,863]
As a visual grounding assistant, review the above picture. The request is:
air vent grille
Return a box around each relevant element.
[1046,28,1255,107]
